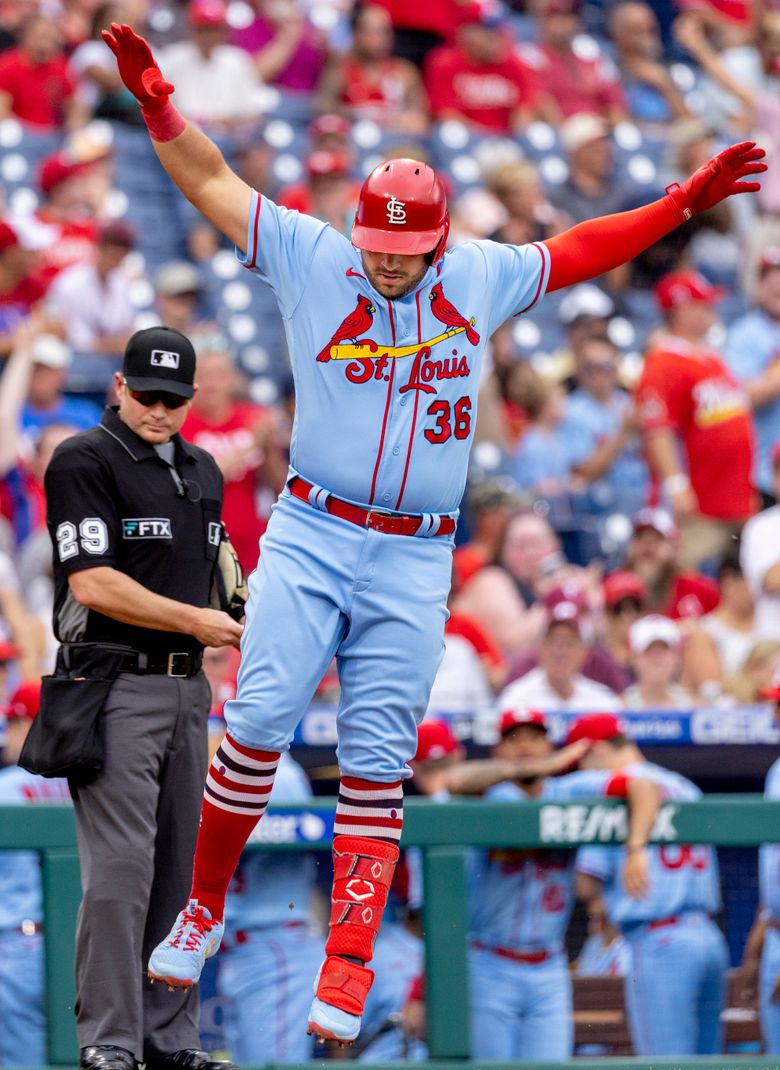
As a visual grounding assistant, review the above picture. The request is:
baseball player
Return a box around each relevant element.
[217,751,323,1064]
[740,676,780,1053]
[101,20,765,1046]
[572,713,728,1056]
[466,709,657,1061]
[0,681,71,1068]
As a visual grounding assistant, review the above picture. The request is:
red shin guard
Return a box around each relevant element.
[325,835,400,963]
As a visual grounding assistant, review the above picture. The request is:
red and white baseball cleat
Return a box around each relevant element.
[307,956,374,1044]
[147,900,223,989]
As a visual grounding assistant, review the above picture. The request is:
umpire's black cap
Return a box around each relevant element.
[123,326,196,398]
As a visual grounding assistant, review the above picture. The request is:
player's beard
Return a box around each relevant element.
[360,255,429,300]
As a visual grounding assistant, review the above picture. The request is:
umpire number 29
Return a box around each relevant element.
[424,396,472,444]
[56,519,109,561]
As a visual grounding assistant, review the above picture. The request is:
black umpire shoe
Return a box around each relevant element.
[80,1046,138,1070]
[145,1050,237,1070]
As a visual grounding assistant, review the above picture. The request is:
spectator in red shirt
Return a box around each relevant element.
[181,335,287,573]
[635,270,756,570]
[622,508,721,621]
[0,15,82,130]
[316,4,428,136]
[423,5,550,134]
[519,0,627,123]
[34,153,104,282]
[278,150,359,236]
[0,222,49,353]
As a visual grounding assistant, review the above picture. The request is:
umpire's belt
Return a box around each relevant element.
[471,940,552,965]
[290,476,455,537]
[59,643,202,678]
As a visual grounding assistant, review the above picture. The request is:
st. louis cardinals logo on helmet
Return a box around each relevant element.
[352,158,449,262]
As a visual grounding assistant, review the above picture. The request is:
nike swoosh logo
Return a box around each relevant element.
[346,267,365,279]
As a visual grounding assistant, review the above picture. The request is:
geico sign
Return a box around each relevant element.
[539,803,679,844]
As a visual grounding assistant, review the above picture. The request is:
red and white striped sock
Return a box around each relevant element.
[334,776,404,843]
[189,734,280,920]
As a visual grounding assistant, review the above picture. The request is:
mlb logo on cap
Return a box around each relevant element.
[150,349,181,369]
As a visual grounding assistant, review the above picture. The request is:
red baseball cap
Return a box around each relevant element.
[0,640,21,662]
[306,149,349,178]
[0,221,19,253]
[188,0,228,25]
[603,570,647,608]
[760,247,780,276]
[6,679,42,721]
[565,713,625,746]
[654,270,725,311]
[499,708,548,736]
[310,114,352,142]
[414,719,460,762]
[632,507,676,539]
[38,153,92,195]
[544,581,586,633]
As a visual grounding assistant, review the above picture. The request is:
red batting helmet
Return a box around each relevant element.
[352,158,449,263]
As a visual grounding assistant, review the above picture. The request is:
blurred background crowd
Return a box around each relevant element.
[0,0,779,728]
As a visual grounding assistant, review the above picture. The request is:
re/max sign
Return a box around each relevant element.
[538,803,679,844]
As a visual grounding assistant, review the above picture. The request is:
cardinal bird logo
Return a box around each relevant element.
[429,283,480,346]
[316,295,376,363]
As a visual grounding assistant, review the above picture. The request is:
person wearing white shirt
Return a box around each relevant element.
[740,446,780,641]
[496,599,621,712]
[159,0,263,129]
[45,222,136,395]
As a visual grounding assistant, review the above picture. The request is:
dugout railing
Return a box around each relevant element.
[3,795,780,1070]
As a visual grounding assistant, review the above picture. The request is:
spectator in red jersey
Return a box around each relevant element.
[423,5,550,134]
[520,0,626,123]
[34,153,103,282]
[231,0,328,95]
[278,150,358,235]
[316,4,428,136]
[181,334,287,573]
[0,15,83,131]
[622,508,721,621]
[635,269,756,570]
[0,222,49,353]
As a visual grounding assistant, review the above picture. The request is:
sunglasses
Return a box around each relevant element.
[123,381,189,410]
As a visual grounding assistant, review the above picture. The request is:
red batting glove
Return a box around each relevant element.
[102,22,175,116]
[667,140,767,221]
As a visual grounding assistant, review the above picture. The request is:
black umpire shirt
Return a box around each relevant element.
[45,407,224,656]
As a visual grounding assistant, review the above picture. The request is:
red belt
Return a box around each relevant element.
[472,940,551,965]
[290,477,455,537]
[647,915,681,930]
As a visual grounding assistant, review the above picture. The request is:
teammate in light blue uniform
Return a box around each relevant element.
[464,708,655,1062]
[357,921,425,1063]
[573,714,728,1057]
[0,683,71,1067]
[757,753,780,1052]
[217,752,323,1064]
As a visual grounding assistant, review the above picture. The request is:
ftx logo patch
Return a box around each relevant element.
[150,349,180,369]
[123,518,173,539]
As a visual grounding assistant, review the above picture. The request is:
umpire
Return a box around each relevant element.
[44,327,243,1070]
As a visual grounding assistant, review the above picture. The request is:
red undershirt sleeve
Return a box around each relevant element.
[542,190,688,293]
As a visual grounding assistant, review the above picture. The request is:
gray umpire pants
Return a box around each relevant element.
[71,671,211,1062]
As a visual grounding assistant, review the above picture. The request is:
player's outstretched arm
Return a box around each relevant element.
[103,23,251,251]
[542,141,766,293]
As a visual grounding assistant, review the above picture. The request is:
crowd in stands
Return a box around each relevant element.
[0,0,778,733]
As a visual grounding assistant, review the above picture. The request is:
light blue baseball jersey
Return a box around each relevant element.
[468,771,612,953]
[723,310,780,494]
[576,762,721,927]
[224,752,316,934]
[0,766,71,930]
[759,756,780,918]
[238,192,550,514]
